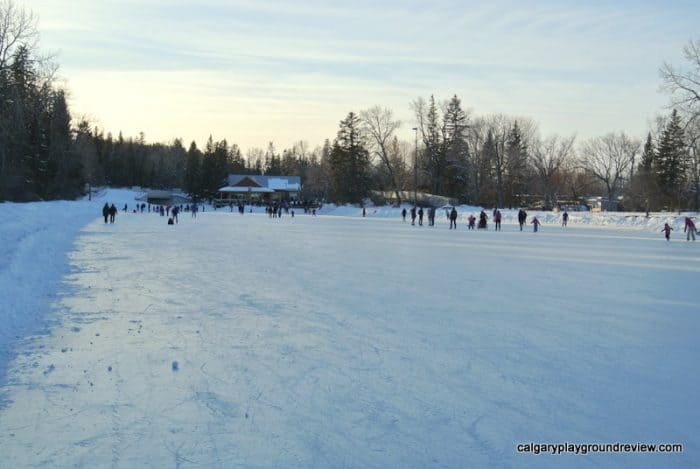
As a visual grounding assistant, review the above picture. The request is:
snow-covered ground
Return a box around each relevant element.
[0,190,698,467]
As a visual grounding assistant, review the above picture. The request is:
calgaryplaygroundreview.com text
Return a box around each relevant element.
[517,442,684,456]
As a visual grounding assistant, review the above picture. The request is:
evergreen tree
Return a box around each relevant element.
[263,142,282,175]
[184,141,202,199]
[227,143,245,173]
[199,136,229,201]
[328,112,371,204]
[640,132,655,172]
[504,122,528,208]
[655,109,688,209]
[631,132,659,211]
[48,89,82,198]
[423,95,445,195]
[442,95,470,201]
[479,130,497,206]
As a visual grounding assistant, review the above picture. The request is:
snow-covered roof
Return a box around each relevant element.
[218,186,274,193]
[225,174,301,192]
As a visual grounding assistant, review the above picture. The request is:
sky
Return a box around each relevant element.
[30,0,700,153]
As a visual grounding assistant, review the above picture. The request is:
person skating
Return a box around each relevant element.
[562,211,569,227]
[102,203,109,223]
[468,214,476,230]
[410,207,417,225]
[109,204,117,223]
[531,216,541,232]
[418,207,424,226]
[449,207,458,229]
[172,206,179,223]
[494,210,502,231]
[684,217,696,241]
[662,223,673,241]
[428,207,436,226]
[518,209,527,231]
[401,208,407,222]
[478,211,488,229]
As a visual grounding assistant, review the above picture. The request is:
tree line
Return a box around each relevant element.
[1,1,699,211]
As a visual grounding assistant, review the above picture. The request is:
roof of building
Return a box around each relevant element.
[225,174,301,192]
[218,186,274,193]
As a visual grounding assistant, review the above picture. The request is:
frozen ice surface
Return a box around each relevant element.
[0,193,698,467]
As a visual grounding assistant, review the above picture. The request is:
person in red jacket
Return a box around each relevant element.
[684,217,696,241]
[662,223,673,241]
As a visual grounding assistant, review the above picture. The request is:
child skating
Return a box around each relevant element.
[662,223,673,241]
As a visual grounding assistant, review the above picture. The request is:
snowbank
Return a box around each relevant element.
[0,188,140,382]
[318,203,697,233]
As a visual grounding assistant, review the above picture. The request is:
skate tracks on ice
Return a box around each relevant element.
[0,212,698,467]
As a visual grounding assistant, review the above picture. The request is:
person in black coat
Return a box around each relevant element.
[109,204,117,223]
[478,210,488,229]
[102,203,109,223]
[449,207,458,229]
[518,209,527,231]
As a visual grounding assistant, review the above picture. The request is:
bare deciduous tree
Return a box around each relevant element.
[579,132,640,207]
[360,106,402,204]
[531,135,576,209]
[660,39,700,126]
[0,0,37,70]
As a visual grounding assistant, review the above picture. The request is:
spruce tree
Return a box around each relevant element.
[184,141,202,199]
[630,132,659,211]
[479,130,497,206]
[655,110,688,209]
[442,95,470,201]
[328,112,371,204]
[504,122,528,208]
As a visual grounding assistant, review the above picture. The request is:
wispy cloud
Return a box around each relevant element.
[30,0,700,150]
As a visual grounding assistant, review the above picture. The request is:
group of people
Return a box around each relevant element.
[102,203,117,223]
[103,199,697,242]
[102,202,199,225]
[401,207,437,226]
[662,217,697,241]
[266,202,296,218]
[400,205,546,233]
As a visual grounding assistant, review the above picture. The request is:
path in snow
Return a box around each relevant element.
[0,211,698,467]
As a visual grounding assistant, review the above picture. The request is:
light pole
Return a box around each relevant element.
[412,127,418,206]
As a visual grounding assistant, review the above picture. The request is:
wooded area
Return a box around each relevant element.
[1,2,699,210]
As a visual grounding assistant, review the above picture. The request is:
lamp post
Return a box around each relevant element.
[412,127,418,206]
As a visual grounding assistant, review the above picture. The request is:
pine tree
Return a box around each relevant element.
[442,95,470,201]
[504,122,528,208]
[629,132,659,211]
[655,109,688,209]
[328,112,371,204]
[263,142,281,175]
[184,141,202,199]
[640,132,655,172]
[423,95,445,195]
[48,89,82,198]
[479,130,497,206]
[199,136,229,201]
